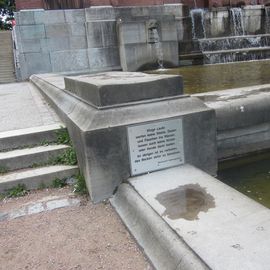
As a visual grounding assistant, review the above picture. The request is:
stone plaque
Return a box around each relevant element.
[128,118,184,176]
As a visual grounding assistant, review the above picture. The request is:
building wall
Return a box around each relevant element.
[14,4,184,80]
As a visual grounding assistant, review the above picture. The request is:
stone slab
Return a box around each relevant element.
[129,164,270,270]
[64,72,183,107]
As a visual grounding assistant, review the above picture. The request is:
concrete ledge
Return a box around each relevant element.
[110,183,209,270]
[194,84,270,159]
[0,165,78,192]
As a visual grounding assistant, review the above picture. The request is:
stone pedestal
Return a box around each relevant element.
[32,72,217,202]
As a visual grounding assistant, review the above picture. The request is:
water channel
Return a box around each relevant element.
[153,60,270,94]
[154,60,270,208]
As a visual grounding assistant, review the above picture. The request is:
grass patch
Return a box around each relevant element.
[6,184,28,198]
[52,148,77,166]
[51,178,66,188]
[73,174,88,195]
[56,127,71,146]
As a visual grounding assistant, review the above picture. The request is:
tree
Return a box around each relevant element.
[0,0,15,30]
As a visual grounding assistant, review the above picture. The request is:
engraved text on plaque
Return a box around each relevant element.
[128,118,184,175]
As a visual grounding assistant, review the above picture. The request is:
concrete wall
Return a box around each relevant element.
[14,4,184,80]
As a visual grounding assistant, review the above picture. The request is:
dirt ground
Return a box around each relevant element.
[0,187,153,270]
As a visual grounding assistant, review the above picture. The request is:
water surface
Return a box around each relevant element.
[154,60,270,94]
[218,153,270,208]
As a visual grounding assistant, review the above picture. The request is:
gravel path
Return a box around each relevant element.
[0,188,153,270]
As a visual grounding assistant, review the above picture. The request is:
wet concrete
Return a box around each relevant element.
[155,184,215,221]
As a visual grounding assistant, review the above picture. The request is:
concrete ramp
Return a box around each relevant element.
[111,165,270,270]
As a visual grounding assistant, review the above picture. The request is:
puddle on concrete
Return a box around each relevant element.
[155,184,215,221]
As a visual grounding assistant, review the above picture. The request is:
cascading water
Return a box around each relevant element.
[190,9,206,39]
[230,8,245,36]
[199,34,270,64]
[265,7,270,34]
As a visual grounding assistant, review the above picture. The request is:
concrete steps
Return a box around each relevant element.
[0,31,16,84]
[0,124,63,151]
[0,144,70,171]
[0,165,78,192]
[0,124,79,193]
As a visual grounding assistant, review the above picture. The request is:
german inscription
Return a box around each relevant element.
[128,118,184,176]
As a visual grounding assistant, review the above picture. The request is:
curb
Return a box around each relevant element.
[110,183,210,270]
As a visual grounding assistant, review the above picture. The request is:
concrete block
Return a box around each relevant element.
[15,10,45,25]
[85,6,115,21]
[161,20,178,41]
[64,72,183,107]
[163,4,184,18]
[24,52,51,75]
[88,47,120,71]
[31,73,216,202]
[118,16,178,71]
[86,20,117,48]
[16,10,35,25]
[70,36,88,50]
[64,9,86,23]
[19,39,42,53]
[68,23,86,36]
[119,22,147,45]
[50,49,89,72]
[18,24,45,39]
[45,24,69,38]
[43,10,65,24]
[45,37,70,51]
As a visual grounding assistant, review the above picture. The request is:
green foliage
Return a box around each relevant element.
[0,0,15,30]
[56,127,71,146]
[73,174,88,195]
[6,184,28,198]
[0,165,8,174]
[51,148,77,166]
[51,178,66,188]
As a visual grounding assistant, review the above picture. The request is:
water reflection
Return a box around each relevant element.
[155,184,215,220]
[153,60,270,94]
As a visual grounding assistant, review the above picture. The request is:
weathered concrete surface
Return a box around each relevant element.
[117,15,179,71]
[0,145,69,171]
[0,82,61,132]
[14,4,185,80]
[0,165,78,193]
[31,72,217,202]
[128,164,270,270]
[194,84,270,159]
[111,183,210,270]
[64,72,183,107]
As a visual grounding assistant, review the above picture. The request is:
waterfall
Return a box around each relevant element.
[190,9,206,39]
[230,8,245,36]
[266,7,270,34]
[198,34,270,64]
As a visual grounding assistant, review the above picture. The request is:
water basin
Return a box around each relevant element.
[218,152,270,208]
[153,60,270,94]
